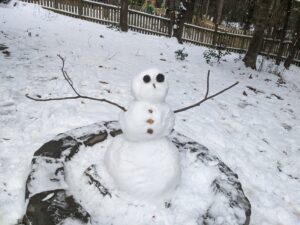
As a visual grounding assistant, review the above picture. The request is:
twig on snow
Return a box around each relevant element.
[25,54,126,112]
[204,70,210,99]
[105,52,119,61]
[174,70,239,114]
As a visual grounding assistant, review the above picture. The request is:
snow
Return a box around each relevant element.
[132,68,168,103]
[104,134,180,201]
[26,156,68,197]
[120,68,174,141]
[0,1,300,225]
[109,67,179,201]
[41,192,55,201]
[120,101,174,141]
[65,126,245,225]
[60,218,86,225]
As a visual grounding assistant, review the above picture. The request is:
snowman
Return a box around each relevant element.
[104,68,180,202]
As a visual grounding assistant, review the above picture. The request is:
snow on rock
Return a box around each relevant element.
[24,189,90,225]
[0,1,300,225]
[25,157,67,199]
[60,218,88,225]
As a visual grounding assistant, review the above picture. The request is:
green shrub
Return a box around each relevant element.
[175,48,188,61]
[203,48,231,65]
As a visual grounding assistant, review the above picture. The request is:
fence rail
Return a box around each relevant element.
[128,9,171,36]
[21,0,300,64]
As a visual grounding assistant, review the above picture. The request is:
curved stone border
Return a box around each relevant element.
[21,121,251,225]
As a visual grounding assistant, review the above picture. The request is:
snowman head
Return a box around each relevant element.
[132,68,168,103]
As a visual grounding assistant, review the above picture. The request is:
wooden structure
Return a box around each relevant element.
[21,0,300,65]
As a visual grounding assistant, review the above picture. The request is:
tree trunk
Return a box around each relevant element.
[243,0,271,69]
[241,0,256,50]
[187,0,196,23]
[166,0,175,37]
[191,0,200,24]
[166,0,175,17]
[264,1,281,59]
[275,0,292,65]
[215,0,223,24]
[54,0,58,9]
[191,0,204,24]
[199,0,204,21]
[205,0,210,18]
[212,0,224,46]
[242,0,256,33]
[174,0,189,43]
[120,0,128,32]
[284,14,300,69]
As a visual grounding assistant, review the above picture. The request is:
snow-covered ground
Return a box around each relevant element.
[0,1,300,225]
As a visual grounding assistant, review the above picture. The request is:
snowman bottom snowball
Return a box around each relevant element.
[104,135,181,202]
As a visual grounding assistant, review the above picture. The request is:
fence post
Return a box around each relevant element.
[54,0,58,9]
[120,0,128,32]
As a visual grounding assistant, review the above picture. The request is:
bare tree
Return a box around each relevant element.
[242,0,256,34]
[174,0,190,43]
[166,0,176,37]
[166,0,175,17]
[205,0,210,18]
[284,13,300,69]
[187,0,196,23]
[120,0,128,32]
[212,0,224,46]
[264,1,284,60]
[243,0,272,69]
[192,0,204,24]
[275,0,293,65]
[239,0,256,50]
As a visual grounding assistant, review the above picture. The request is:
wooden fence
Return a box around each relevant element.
[197,20,254,36]
[21,0,300,65]
[182,23,299,63]
[128,9,171,36]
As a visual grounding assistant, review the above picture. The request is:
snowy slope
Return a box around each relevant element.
[0,1,300,225]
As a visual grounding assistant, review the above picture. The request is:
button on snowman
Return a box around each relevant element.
[104,68,180,202]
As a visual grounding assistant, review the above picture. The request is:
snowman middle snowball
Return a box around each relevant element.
[104,68,180,202]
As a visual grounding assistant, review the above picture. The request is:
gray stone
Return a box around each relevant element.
[23,189,90,225]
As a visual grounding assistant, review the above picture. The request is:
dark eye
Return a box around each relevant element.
[156,73,165,83]
[143,75,151,83]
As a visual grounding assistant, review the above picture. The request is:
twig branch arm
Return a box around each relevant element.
[204,70,210,98]
[25,94,80,102]
[25,94,127,111]
[174,70,239,114]
[57,54,81,96]
[25,55,127,112]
